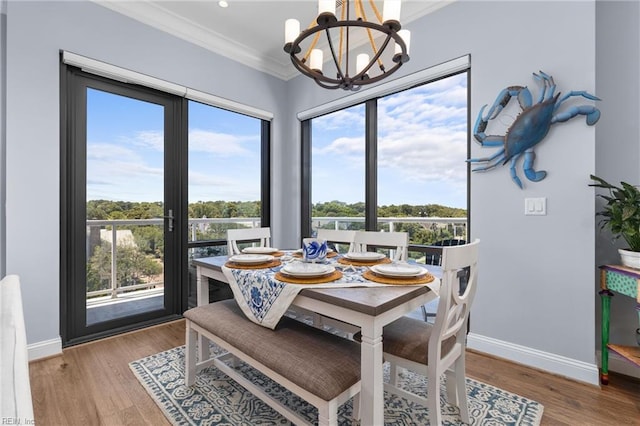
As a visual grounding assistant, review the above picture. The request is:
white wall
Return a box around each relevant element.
[284,0,600,383]
[4,1,287,347]
[595,0,640,376]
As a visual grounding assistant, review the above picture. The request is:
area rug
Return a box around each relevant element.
[130,345,544,425]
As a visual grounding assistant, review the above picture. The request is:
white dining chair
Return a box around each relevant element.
[226,227,272,255]
[316,229,356,253]
[381,239,479,425]
[352,230,409,261]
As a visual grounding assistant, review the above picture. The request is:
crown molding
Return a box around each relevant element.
[93,0,294,80]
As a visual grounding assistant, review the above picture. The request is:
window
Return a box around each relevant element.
[311,104,366,231]
[186,102,270,306]
[302,71,469,262]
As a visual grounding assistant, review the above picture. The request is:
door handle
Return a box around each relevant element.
[164,209,175,232]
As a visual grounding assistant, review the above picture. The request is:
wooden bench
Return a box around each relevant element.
[184,299,361,426]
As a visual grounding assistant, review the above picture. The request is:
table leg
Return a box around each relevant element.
[196,266,211,361]
[360,322,384,426]
[599,288,613,385]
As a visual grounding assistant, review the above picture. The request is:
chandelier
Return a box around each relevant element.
[284,0,411,90]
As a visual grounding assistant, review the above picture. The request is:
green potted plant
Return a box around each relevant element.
[590,174,640,268]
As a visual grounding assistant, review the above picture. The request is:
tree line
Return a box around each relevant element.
[87,199,466,220]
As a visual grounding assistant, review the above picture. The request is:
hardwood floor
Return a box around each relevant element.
[29,320,640,425]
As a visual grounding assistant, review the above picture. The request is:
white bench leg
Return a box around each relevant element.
[318,401,338,426]
[185,321,197,386]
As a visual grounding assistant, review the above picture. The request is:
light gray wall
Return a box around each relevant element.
[284,0,598,368]
[4,1,287,344]
[595,1,640,349]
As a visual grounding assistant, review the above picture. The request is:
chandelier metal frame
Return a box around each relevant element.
[284,0,410,91]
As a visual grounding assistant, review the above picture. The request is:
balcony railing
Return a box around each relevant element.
[86,216,467,304]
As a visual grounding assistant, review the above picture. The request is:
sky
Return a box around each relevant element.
[86,90,261,204]
[86,71,467,209]
[312,72,468,208]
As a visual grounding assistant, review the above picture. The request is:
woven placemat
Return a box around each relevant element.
[225,259,282,270]
[274,270,343,284]
[291,251,338,259]
[362,270,435,285]
[338,257,392,267]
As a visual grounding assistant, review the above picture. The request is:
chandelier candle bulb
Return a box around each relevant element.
[395,29,411,56]
[356,53,370,75]
[318,0,335,18]
[383,0,402,30]
[284,19,300,44]
[310,49,323,73]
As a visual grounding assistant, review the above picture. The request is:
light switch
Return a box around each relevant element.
[524,197,546,215]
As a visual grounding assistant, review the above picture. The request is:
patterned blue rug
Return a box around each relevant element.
[130,345,543,425]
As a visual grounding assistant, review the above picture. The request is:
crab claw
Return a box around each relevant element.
[587,109,601,125]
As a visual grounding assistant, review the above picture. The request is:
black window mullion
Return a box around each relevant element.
[301,120,312,238]
[365,99,377,231]
[261,120,271,228]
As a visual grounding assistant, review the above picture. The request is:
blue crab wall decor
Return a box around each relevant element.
[469,71,601,189]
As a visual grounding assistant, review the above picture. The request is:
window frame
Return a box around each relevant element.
[300,68,471,253]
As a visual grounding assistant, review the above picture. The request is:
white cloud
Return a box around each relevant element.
[189,129,257,156]
[130,130,163,151]
[87,143,141,161]
[315,136,364,155]
[313,106,366,131]
[188,170,236,187]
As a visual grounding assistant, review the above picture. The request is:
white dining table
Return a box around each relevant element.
[192,254,441,426]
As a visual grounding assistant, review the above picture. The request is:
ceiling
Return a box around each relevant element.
[94,1,451,81]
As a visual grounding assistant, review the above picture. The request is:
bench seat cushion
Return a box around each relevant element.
[184,299,361,401]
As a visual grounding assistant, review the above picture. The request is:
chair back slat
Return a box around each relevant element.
[352,231,409,261]
[226,227,272,255]
[316,229,356,253]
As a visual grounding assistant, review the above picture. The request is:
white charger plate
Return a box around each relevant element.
[242,247,279,254]
[281,262,335,277]
[370,263,426,278]
[229,254,274,264]
[344,251,386,261]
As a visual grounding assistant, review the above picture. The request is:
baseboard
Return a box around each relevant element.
[596,349,640,380]
[27,337,62,361]
[467,333,600,385]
